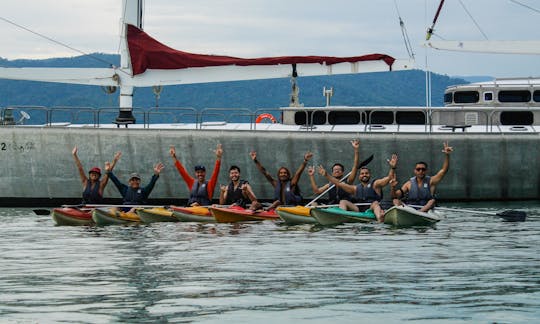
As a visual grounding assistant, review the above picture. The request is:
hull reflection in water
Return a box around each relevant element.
[0,203,539,322]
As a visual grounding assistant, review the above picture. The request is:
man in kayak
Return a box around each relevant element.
[169,144,222,206]
[219,165,262,210]
[250,150,313,209]
[72,146,121,204]
[318,153,398,222]
[106,159,165,208]
[391,141,453,212]
[306,139,360,205]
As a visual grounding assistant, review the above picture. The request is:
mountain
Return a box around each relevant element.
[0,53,469,122]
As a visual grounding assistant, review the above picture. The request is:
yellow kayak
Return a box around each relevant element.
[276,206,318,225]
[137,207,177,223]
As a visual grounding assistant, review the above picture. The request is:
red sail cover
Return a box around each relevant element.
[127,24,396,75]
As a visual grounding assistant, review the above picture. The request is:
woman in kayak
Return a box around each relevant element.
[72,146,121,204]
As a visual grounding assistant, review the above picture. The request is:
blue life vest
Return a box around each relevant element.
[82,181,103,204]
[354,180,381,203]
[188,181,211,206]
[274,181,302,205]
[406,176,433,205]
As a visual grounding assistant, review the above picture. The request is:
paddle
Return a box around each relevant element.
[409,205,526,222]
[33,209,51,215]
[305,154,374,207]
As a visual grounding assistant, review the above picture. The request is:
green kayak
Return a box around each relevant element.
[92,208,140,226]
[384,206,441,227]
[310,206,376,226]
[276,206,318,225]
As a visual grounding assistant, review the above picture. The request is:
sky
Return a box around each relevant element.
[1,0,540,78]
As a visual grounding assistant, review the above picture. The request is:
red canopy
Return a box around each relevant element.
[127,24,396,75]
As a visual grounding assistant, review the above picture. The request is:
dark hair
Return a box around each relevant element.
[360,166,370,172]
[331,163,345,172]
[277,167,291,178]
[229,165,241,172]
[415,161,428,169]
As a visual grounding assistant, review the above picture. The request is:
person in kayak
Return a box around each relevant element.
[72,146,121,204]
[306,139,360,205]
[318,153,398,222]
[250,150,313,209]
[169,143,222,207]
[219,165,262,210]
[106,159,164,208]
[391,141,453,212]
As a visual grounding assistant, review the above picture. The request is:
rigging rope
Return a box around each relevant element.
[509,0,540,14]
[458,0,489,40]
[393,0,415,59]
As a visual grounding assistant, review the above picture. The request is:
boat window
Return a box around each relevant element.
[533,90,540,102]
[294,111,326,125]
[499,111,533,125]
[453,91,479,103]
[369,111,394,125]
[396,111,426,125]
[444,92,453,104]
[328,111,362,125]
[498,90,531,103]
[483,92,493,102]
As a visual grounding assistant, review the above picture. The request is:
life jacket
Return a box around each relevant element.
[328,184,353,204]
[82,181,103,204]
[406,176,433,205]
[188,181,211,206]
[274,180,302,205]
[123,187,148,205]
[226,180,248,207]
[354,180,381,203]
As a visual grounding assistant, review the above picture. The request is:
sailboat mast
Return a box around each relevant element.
[119,0,143,110]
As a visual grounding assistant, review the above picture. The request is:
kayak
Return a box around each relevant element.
[169,206,215,222]
[276,206,318,225]
[92,207,140,226]
[384,205,441,227]
[210,205,279,223]
[51,207,94,226]
[310,206,376,226]
[136,207,177,223]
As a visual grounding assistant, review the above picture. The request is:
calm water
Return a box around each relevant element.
[1,202,539,323]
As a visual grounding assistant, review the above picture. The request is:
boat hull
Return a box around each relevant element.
[384,206,441,227]
[136,207,177,223]
[51,207,93,226]
[92,208,140,226]
[210,206,279,223]
[276,206,318,224]
[169,206,215,222]
[310,207,375,226]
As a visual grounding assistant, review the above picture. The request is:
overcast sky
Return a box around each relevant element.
[1,0,539,78]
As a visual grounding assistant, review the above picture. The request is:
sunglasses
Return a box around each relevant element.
[415,167,426,171]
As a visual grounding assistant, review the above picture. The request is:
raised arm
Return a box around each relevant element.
[307,165,330,194]
[100,151,122,192]
[317,165,356,195]
[72,146,87,185]
[346,139,360,184]
[207,144,223,199]
[250,151,276,187]
[142,162,164,197]
[374,153,398,189]
[291,151,313,186]
[430,141,453,186]
[170,146,195,189]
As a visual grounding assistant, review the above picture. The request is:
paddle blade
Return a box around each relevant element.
[33,209,51,216]
[496,210,526,222]
[358,154,374,168]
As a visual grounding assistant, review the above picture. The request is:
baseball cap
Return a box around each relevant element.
[194,165,206,171]
[89,167,101,175]
[129,172,141,180]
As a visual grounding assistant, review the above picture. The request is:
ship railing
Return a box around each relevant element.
[253,108,282,130]
[199,108,254,129]
[365,108,429,132]
[145,107,198,128]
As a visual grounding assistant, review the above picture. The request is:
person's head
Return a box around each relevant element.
[194,165,206,182]
[331,163,345,179]
[88,167,101,181]
[128,172,141,189]
[358,167,371,183]
[229,165,241,181]
[414,162,428,179]
[277,167,291,182]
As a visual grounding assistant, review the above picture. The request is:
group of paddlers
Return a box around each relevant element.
[72,140,453,221]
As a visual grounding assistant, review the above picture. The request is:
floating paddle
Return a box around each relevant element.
[305,154,374,207]
[32,209,51,215]
[409,205,526,222]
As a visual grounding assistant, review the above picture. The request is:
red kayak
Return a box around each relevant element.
[51,207,94,226]
[210,205,279,223]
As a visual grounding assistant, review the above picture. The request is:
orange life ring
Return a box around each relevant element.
[255,113,277,124]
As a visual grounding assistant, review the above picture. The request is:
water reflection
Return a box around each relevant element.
[0,204,539,322]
